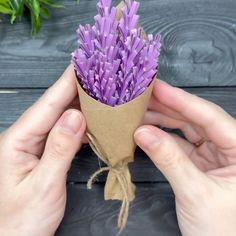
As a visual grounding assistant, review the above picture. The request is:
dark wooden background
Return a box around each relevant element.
[1,0,236,235]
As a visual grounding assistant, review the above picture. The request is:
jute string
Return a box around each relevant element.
[86,133,130,233]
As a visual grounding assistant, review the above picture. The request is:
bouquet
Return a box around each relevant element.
[72,0,161,232]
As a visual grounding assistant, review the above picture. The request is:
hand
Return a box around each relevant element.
[134,80,236,236]
[0,65,86,236]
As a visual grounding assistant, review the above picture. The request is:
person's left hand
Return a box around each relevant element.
[0,65,86,236]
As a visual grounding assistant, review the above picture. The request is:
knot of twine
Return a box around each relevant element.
[86,133,130,233]
[87,166,130,233]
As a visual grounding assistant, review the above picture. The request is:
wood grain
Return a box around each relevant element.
[69,145,166,183]
[1,87,235,182]
[1,0,236,88]
[1,1,236,235]
[0,87,235,132]
[56,183,180,236]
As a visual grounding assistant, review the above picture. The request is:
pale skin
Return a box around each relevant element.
[135,81,236,236]
[0,66,236,236]
[0,65,86,236]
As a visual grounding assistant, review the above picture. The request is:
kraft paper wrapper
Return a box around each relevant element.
[77,79,154,201]
[75,1,155,204]
[75,3,156,232]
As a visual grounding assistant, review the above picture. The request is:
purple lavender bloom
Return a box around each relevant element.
[72,0,161,107]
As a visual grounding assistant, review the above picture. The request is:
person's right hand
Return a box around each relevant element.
[134,80,236,236]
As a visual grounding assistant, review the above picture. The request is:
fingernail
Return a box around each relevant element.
[134,128,160,151]
[60,110,82,134]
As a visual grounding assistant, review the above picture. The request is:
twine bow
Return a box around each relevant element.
[86,133,131,233]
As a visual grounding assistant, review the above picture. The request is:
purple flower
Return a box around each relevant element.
[72,0,161,107]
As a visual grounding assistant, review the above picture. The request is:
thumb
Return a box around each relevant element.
[37,109,86,183]
[134,126,206,198]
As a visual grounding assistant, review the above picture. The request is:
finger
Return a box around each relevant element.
[207,165,236,178]
[144,111,201,143]
[143,117,206,171]
[148,88,185,121]
[67,97,81,111]
[153,80,236,149]
[11,64,78,138]
[169,134,195,157]
[134,125,207,199]
[34,109,86,185]
[82,135,89,144]
[169,134,212,172]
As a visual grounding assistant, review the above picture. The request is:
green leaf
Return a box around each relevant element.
[16,1,24,16]
[0,0,70,36]
[0,0,10,5]
[10,13,16,23]
[31,12,42,35]
[8,0,22,11]
[29,0,40,17]
[0,4,13,14]
[25,0,41,35]
[8,0,24,16]
[39,0,64,8]
[40,6,50,19]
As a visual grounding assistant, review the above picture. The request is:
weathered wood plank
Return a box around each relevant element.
[0,87,235,132]
[69,145,166,183]
[56,183,180,236]
[1,0,236,88]
[0,89,43,131]
[0,87,235,183]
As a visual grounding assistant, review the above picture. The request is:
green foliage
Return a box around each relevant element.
[0,0,64,35]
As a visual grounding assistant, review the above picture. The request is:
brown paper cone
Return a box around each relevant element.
[75,1,156,232]
[77,79,154,200]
